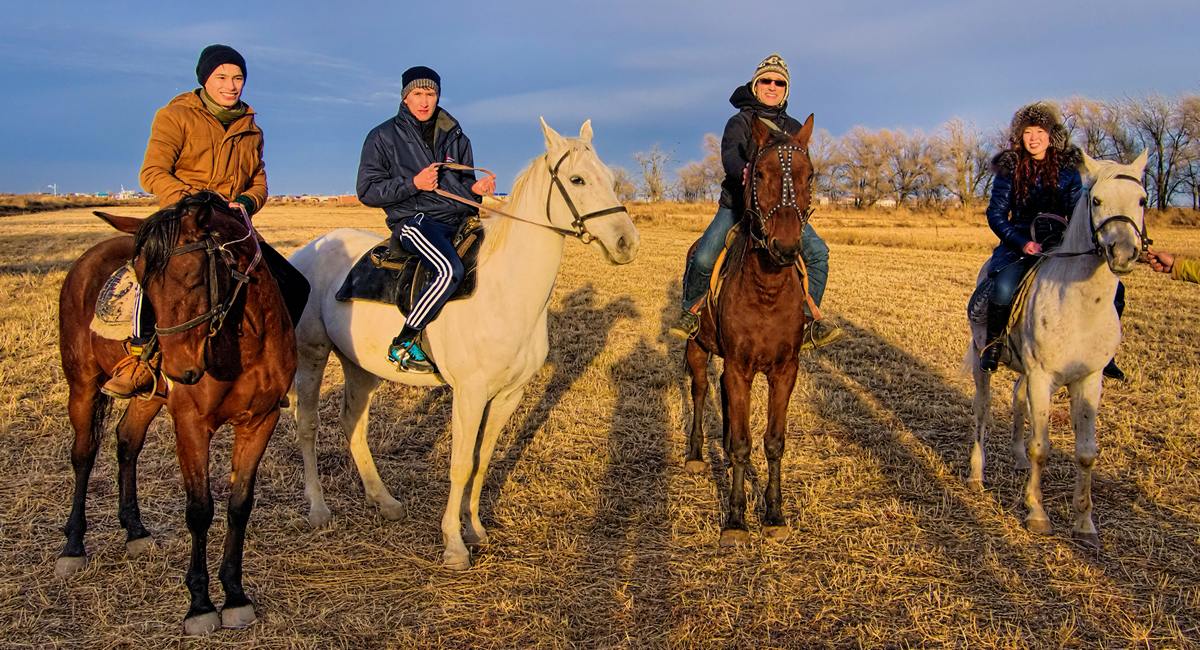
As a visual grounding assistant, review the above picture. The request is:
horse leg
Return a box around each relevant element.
[1010,375,1030,470]
[968,353,991,489]
[1023,372,1054,534]
[175,419,219,635]
[762,360,799,541]
[719,363,753,547]
[442,386,488,569]
[115,398,163,557]
[55,383,111,578]
[1068,373,1102,549]
[335,353,398,520]
[217,411,278,630]
[295,337,332,528]
[463,385,526,548]
[684,339,711,474]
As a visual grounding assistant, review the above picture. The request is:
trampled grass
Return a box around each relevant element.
[0,204,1197,647]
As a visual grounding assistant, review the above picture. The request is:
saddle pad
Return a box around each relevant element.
[335,226,484,312]
[90,263,138,340]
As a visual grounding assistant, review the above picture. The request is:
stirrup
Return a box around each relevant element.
[387,339,434,374]
[668,310,700,340]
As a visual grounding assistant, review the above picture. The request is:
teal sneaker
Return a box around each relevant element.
[387,339,435,374]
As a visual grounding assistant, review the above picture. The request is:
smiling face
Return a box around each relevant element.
[1022,126,1050,160]
[754,74,788,107]
[403,87,438,122]
[203,63,245,108]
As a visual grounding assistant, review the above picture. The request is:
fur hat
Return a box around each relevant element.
[750,53,789,104]
[401,66,441,100]
[196,44,246,86]
[993,101,1082,175]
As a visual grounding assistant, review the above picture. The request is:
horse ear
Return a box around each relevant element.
[1130,149,1149,174]
[750,117,772,149]
[94,211,143,234]
[540,116,565,152]
[793,113,815,149]
[579,119,593,144]
[1080,150,1103,178]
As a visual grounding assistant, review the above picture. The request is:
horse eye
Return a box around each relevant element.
[1092,197,1102,207]
[570,176,586,185]
[1138,197,1147,207]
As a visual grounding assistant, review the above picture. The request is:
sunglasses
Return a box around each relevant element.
[757,78,787,88]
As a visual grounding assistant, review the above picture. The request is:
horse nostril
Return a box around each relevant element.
[617,236,628,252]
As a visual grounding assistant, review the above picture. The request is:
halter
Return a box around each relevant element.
[432,154,629,244]
[153,207,262,339]
[1040,173,1151,259]
[745,141,814,262]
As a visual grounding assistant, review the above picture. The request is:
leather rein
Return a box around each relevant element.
[432,153,628,244]
[153,207,261,339]
[1038,173,1151,259]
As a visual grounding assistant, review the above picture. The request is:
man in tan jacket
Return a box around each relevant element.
[104,44,307,398]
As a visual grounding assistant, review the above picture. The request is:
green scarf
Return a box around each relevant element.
[198,89,248,126]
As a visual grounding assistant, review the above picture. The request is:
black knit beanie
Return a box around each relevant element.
[401,66,441,99]
[196,44,247,85]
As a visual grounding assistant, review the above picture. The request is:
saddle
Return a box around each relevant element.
[91,262,139,340]
[690,222,814,314]
[967,258,1045,328]
[335,218,484,313]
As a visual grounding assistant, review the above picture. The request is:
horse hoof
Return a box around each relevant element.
[1026,517,1053,535]
[221,604,257,629]
[762,525,791,542]
[442,550,472,571]
[183,611,221,636]
[719,529,751,547]
[683,460,709,475]
[1014,457,1031,471]
[1073,531,1100,551]
[54,555,87,579]
[376,501,405,522]
[126,536,154,558]
[308,505,333,529]
[966,478,984,492]
[463,530,489,548]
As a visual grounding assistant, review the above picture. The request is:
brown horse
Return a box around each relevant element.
[683,115,815,546]
[56,191,296,635]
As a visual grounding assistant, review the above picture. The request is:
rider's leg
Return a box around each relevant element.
[102,287,159,398]
[980,256,1035,372]
[798,223,843,349]
[1103,282,1126,381]
[260,241,311,326]
[671,206,737,338]
[388,215,463,372]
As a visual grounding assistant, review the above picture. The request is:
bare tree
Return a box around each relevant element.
[672,134,723,202]
[838,127,888,208]
[938,118,993,207]
[1180,95,1200,209]
[634,145,671,202]
[1125,95,1194,208]
[609,166,638,203]
[881,129,937,207]
[808,128,838,204]
[1062,96,1115,159]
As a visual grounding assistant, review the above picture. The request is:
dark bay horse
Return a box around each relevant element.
[684,115,815,546]
[56,191,295,635]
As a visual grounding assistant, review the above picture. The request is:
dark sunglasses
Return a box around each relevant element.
[757,78,787,88]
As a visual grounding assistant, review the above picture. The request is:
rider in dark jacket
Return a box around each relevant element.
[980,101,1126,380]
[356,66,495,373]
[670,53,841,348]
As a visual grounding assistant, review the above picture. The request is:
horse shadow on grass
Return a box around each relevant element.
[801,319,1197,640]
[481,284,638,518]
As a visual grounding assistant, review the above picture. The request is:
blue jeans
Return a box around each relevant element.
[681,207,829,312]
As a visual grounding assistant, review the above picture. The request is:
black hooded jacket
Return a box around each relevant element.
[356,104,479,231]
[718,84,802,210]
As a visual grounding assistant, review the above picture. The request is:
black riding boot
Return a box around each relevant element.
[979,302,1009,373]
[1103,282,1127,381]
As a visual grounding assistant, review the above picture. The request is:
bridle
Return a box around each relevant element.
[744,141,814,264]
[432,153,629,244]
[1039,173,1151,259]
[152,206,261,340]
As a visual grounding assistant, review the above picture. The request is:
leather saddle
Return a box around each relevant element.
[335,218,484,313]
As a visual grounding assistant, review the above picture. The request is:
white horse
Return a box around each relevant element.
[288,119,639,569]
[968,151,1149,547]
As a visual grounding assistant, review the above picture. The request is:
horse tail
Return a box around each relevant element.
[90,391,114,445]
[960,337,978,377]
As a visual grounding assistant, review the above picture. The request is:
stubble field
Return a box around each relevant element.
[0,202,1198,648]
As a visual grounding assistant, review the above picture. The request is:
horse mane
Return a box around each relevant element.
[1059,157,1129,254]
[135,191,226,283]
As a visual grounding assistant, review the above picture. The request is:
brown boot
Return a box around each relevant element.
[101,347,158,399]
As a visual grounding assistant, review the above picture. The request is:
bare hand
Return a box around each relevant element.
[1146,249,1175,273]
[228,201,248,220]
[471,175,496,197]
[1023,241,1043,256]
[413,164,440,191]
[742,163,750,187]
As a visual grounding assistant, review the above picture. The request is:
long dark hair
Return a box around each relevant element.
[1011,146,1060,207]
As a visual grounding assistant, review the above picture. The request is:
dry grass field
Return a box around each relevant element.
[1,202,1198,648]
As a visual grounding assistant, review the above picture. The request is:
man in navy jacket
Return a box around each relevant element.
[357,66,495,372]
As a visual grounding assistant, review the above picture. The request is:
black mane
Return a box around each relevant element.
[134,191,226,283]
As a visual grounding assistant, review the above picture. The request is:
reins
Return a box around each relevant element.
[432,156,629,243]
[1037,173,1151,260]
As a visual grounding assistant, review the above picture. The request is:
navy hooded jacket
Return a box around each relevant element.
[986,150,1082,264]
[356,104,479,231]
[718,84,802,210]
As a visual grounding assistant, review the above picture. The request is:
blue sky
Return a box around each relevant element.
[2,0,1197,195]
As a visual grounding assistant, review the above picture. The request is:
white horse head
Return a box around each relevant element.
[1077,150,1150,275]
[537,117,639,265]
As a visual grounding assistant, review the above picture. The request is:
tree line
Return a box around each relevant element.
[615,94,1200,211]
